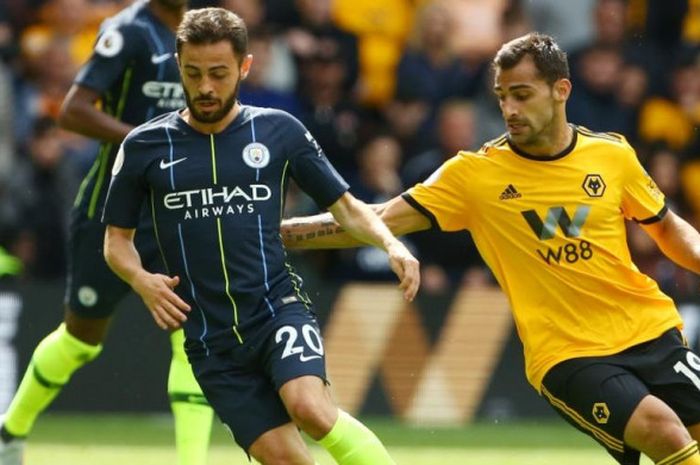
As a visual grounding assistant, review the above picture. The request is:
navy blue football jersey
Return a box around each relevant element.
[74,0,184,219]
[103,106,349,355]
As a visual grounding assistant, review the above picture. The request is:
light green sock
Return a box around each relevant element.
[4,323,101,436]
[318,410,395,465]
[168,329,213,465]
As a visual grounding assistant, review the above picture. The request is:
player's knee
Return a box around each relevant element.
[625,396,691,455]
[285,393,336,437]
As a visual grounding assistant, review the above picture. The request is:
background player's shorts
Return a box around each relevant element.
[541,328,700,465]
[65,209,161,318]
[190,303,326,451]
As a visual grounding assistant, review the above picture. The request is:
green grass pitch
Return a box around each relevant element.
[25,414,653,464]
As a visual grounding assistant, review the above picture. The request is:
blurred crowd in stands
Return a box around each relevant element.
[0,0,699,316]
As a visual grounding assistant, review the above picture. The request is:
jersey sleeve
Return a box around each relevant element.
[102,137,148,228]
[285,115,349,209]
[404,154,472,232]
[620,146,667,224]
[74,23,139,93]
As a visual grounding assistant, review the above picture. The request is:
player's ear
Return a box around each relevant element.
[240,54,253,80]
[553,78,572,102]
[175,53,181,68]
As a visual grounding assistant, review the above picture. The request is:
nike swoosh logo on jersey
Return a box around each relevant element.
[151,53,172,64]
[299,354,322,362]
[159,157,187,169]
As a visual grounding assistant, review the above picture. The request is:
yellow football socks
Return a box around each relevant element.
[168,329,213,465]
[4,323,101,436]
[318,409,395,465]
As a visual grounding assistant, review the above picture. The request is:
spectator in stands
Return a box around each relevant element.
[298,40,364,179]
[221,0,298,92]
[402,99,477,187]
[395,2,484,109]
[350,133,404,204]
[568,44,640,136]
[14,39,75,142]
[19,0,103,72]
[440,0,508,63]
[329,134,409,282]
[521,0,596,51]
[382,89,435,161]
[239,28,302,116]
[331,0,414,106]
[7,117,75,279]
[402,100,488,294]
[639,51,700,155]
[286,0,358,93]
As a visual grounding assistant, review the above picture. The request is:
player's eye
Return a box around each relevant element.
[211,72,228,80]
[513,93,531,101]
[186,72,201,80]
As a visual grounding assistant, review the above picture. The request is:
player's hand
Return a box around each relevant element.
[132,271,191,330]
[386,240,420,301]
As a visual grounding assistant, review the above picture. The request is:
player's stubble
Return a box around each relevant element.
[183,75,241,124]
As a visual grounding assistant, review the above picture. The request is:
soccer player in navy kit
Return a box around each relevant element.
[0,2,214,465]
[103,8,419,465]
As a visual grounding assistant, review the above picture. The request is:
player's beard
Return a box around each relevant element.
[185,78,241,124]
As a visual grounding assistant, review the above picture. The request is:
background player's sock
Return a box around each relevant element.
[168,329,213,465]
[657,441,700,465]
[3,323,101,437]
[318,409,395,465]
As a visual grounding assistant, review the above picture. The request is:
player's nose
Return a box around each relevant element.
[197,76,215,96]
[500,99,519,118]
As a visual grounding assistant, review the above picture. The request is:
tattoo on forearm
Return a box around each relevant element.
[282,219,345,243]
[304,225,345,240]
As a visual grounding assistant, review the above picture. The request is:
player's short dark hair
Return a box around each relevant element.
[493,32,569,84]
[176,8,248,62]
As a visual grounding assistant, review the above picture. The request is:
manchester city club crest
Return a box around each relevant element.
[242,142,271,169]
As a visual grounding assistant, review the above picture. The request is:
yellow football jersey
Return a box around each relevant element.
[405,125,682,391]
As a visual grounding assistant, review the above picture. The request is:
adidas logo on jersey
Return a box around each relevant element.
[499,184,522,200]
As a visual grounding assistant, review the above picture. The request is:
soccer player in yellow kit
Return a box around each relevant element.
[281,32,700,465]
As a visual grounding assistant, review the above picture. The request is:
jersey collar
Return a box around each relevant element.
[507,124,578,162]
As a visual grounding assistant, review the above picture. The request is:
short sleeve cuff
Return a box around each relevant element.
[401,193,439,230]
[636,202,668,225]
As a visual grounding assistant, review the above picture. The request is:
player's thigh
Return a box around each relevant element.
[642,329,700,427]
[190,349,291,453]
[263,304,327,391]
[542,359,647,465]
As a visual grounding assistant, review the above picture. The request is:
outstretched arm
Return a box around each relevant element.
[282,193,432,300]
[641,209,700,274]
[104,225,191,330]
[281,194,432,249]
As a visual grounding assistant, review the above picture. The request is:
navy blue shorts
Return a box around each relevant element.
[65,208,161,318]
[541,328,700,465]
[189,304,327,451]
